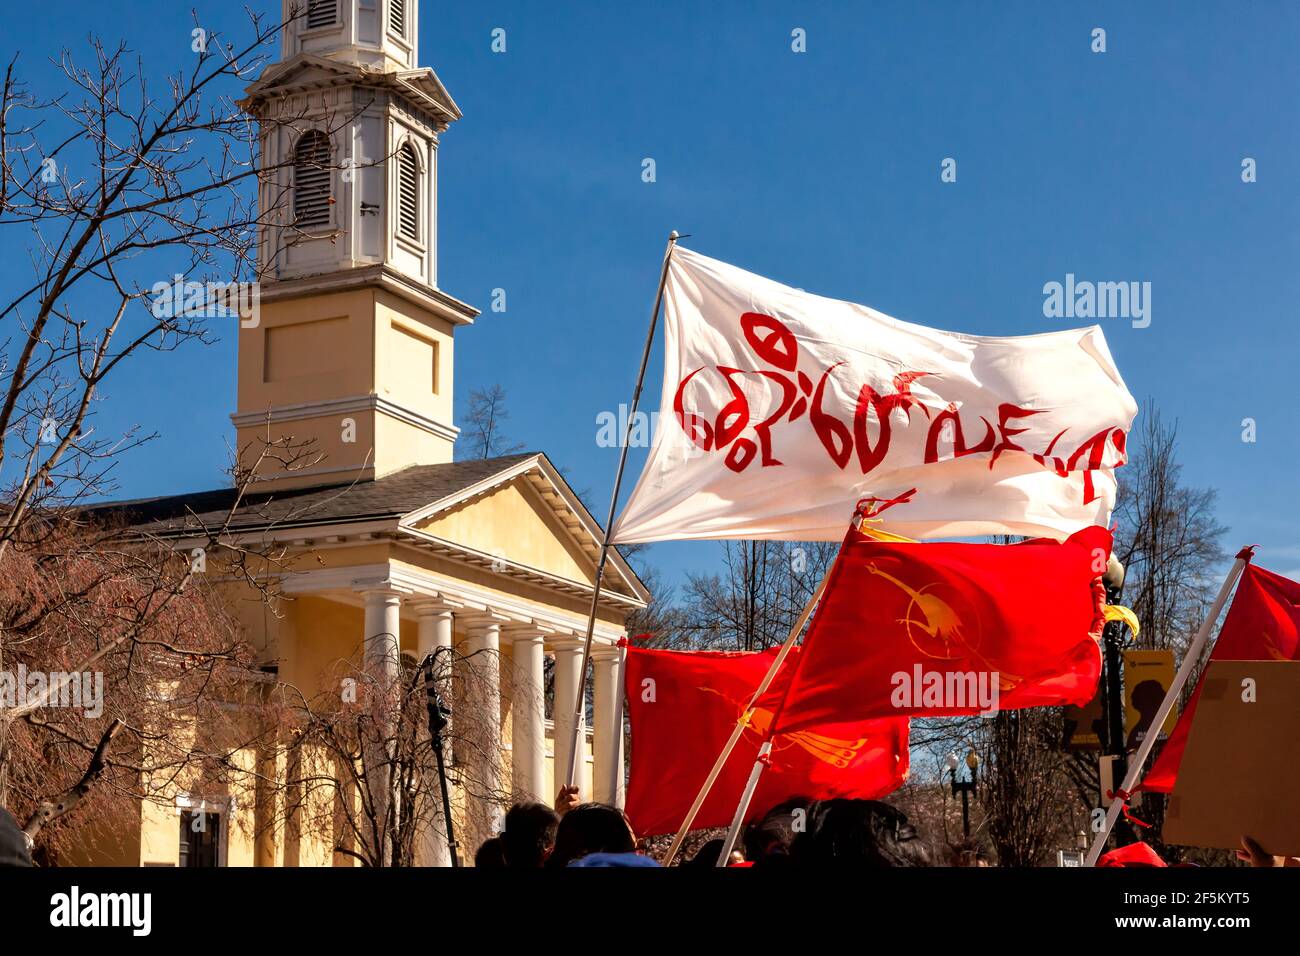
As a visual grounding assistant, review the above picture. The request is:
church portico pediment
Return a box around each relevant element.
[242,55,458,126]
[402,454,646,606]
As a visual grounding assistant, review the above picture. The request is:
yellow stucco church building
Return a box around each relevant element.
[77,0,646,867]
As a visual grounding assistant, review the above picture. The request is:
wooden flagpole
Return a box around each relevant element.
[563,230,682,792]
[715,739,772,866]
[1083,548,1254,866]
[661,569,831,867]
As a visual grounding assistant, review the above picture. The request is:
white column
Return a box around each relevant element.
[462,616,504,857]
[359,589,402,864]
[592,644,626,808]
[415,604,454,867]
[362,590,402,683]
[418,605,454,660]
[551,640,587,800]
[506,629,547,803]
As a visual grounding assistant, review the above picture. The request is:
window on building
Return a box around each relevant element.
[396,142,420,242]
[306,0,338,30]
[389,0,407,38]
[293,130,333,229]
[179,810,223,868]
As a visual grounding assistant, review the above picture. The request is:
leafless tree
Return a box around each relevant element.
[1057,407,1228,853]
[0,5,358,858]
[679,540,837,651]
[981,709,1081,866]
[461,384,525,460]
[1113,407,1228,654]
[264,641,508,867]
[623,561,688,648]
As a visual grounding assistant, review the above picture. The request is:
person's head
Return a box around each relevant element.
[546,802,636,868]
[501,802,559,868]
[789,799,931,867]
[1132,681,1165,718]
[744,797,813,862]
[0,808,33,868]
[683,838,743,868]
[474,835,507,868]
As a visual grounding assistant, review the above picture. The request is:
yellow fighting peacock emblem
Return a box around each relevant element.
[701,688,870,770]
[865,562,977,661]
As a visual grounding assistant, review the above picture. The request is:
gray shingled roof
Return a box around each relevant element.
[88,453,539,538]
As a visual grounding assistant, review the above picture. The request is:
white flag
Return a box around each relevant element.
[612,247,1138,544]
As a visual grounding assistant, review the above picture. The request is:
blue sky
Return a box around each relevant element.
[6,1,1299,586]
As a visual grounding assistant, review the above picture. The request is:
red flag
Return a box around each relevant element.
[623,646,909,838]
[1097,842,1167,867]
[764,525,1111,733]
[1140,562,1300,793]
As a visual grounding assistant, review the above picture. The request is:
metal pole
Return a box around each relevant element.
[1084,550,1253,866]
[432,727,459,868]
[563,231,682,791]
[1101,579,1132,844]
[424,650,459,867]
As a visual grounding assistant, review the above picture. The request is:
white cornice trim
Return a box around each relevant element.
[231,394,459,443]
[159,519,643,613]
[395,527,643,609]
[258,263,478,325]
[399,454,544,525]
[277,561,626,644]
[163,520,401,550]
[242,56,460,124]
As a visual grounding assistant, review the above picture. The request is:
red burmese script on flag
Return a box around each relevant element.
[623,646,909,838]
[763,526,1111,732]
[1141,562,1300,793]
[612,246,1138,545]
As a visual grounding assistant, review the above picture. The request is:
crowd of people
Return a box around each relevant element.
[477,790,936,869]
[3,795,1292,868]
[474,789,1300,869]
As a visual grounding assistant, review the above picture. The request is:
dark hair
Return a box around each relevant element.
[744,797,813,862]
[789,799,931,867]
[546,803,635,868]
[683,838,730,868]
[501,802,559,868]
[474,835,507,868]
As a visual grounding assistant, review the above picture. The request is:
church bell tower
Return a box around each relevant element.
[235,0,477,490]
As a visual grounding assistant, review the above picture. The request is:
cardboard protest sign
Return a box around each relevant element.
[1163,660,1300,857]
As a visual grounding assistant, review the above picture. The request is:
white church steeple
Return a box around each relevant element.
[234,0,477,491]
[285,0,420,72]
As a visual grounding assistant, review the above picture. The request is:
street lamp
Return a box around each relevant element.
[947,749,980,841]
[1100,555,1133,844]
[422,649,460,868]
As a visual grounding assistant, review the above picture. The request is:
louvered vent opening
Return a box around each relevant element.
[306,0,337,30]
[389,0,407,37]
[397,144,419,241]
[294,131,333,230]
